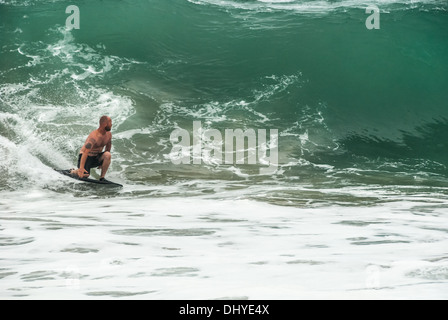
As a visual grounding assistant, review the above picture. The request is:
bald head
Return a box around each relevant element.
[99,116,112,132]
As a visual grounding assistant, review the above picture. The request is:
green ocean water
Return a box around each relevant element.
[1,0,448,201]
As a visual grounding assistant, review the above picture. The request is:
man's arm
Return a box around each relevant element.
[77,136,96,178]
[82,136,97,155]
[105,135,112,153]
[78,152,89,178]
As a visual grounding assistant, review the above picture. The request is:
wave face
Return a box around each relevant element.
[1,0,448,197]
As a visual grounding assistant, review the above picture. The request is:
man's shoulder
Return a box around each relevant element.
[88,130,99,139]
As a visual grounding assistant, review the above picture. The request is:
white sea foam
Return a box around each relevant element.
[187,0,445,13]
[1,190,447,299]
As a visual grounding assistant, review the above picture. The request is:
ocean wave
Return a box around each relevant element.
[187,0,448,13]
[0,0,68,6]
[1,0,448,193]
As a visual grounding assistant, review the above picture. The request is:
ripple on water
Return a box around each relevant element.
[21,270,58,282]
[407,266,448,280]
[151,267,200,277]
[60,247,100,254]
[0,236,34,246]
[111,228,216,237]
[85,290,156,298]
[0,268,17,279]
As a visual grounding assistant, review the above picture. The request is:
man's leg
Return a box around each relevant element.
[99,151,111,179]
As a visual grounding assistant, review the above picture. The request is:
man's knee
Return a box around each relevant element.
[103,151,112,161]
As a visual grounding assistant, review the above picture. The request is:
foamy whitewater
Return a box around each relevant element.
[2,189,448,299]
[1,0,448,299]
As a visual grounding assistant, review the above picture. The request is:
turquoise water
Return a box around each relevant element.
[1,0,448,299]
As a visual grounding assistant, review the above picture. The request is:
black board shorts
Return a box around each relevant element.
[77,152,105,174]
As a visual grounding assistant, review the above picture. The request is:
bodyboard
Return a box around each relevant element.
[55,169,123,187]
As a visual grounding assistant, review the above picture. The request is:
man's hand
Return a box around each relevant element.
[77,168,88,178]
